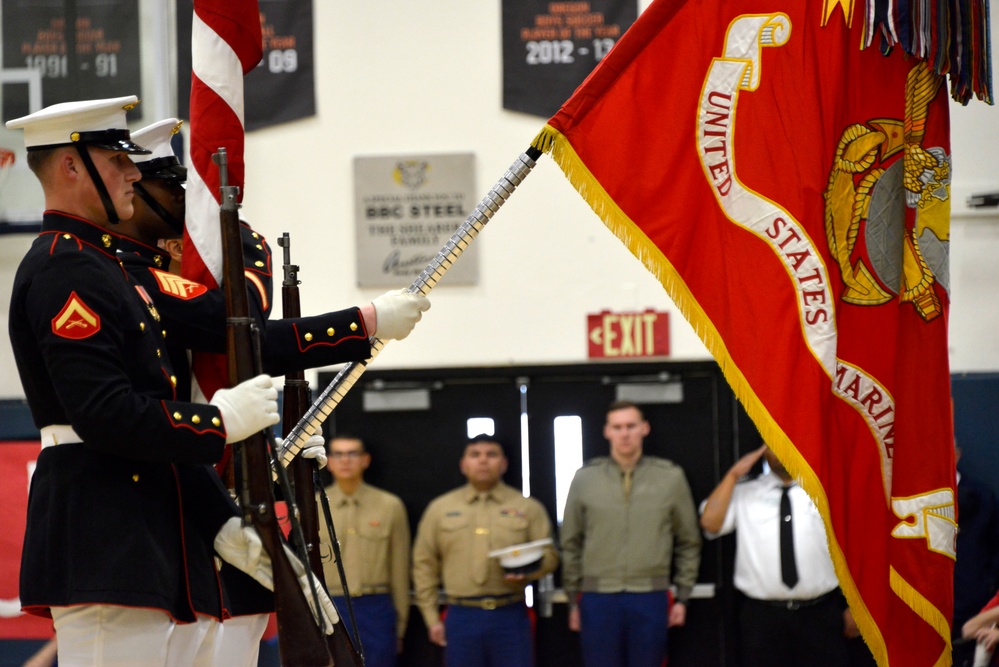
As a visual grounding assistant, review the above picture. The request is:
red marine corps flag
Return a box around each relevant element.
[533,0,991,664]
[182,0,262,402]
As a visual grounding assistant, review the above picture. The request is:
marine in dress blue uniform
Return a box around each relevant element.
[5,97,283,667]
[117,119,374,395]
[109,118,429,664]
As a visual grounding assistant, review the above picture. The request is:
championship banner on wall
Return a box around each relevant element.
[1,0,141,123]
[502,0,637,117]
[176,0,315,131]
[354,153,479,288]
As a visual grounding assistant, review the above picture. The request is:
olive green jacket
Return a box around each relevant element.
[561,456,701,605]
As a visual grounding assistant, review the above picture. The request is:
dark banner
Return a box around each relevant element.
[502,0,637,117]
[1,0,141,123]
[176,0,315,131]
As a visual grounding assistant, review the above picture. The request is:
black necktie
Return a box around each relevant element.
[780,485,799,588]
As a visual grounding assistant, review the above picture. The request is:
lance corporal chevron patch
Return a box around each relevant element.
[52,291,101,339]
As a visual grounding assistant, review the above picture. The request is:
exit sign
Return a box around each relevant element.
[587,310,670,359]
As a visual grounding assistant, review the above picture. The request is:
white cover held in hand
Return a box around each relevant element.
[214,517,341,634]
[372,289,430,341]
[210,374,280,444]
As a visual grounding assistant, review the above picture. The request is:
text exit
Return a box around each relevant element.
[587,310,670,359]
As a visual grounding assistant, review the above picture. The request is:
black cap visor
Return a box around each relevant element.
[138,156,187,182]
[73,129,150,154]
[501,557,544,576]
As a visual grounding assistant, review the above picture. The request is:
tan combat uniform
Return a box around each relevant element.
[319,482,411,641]
[411,482,559,630]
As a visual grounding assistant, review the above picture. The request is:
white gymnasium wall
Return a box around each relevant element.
[1,1,997,398]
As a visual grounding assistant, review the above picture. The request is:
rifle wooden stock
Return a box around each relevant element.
[215,149,334,667]
[279,234,363,666]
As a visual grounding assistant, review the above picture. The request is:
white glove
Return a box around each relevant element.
[214,516,268,584]
[214,517,341,635]
[276,434,328,468]
[371,289,430,341]
[210,374,280,444]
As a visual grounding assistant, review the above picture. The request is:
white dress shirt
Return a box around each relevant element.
[703,471,839,600]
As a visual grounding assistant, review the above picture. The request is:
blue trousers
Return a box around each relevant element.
[443,603,533,667]
[332,594,397,667]
[579,591,669,667]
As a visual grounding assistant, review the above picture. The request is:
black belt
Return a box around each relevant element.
[746,589,839,611]
[445,594,523,610]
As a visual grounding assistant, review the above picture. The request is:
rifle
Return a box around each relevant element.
[215,148,334,666]
[279,233,364,666]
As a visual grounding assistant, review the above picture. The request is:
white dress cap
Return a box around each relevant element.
[488,538,554,575]
[130,118,186,181]
[5,95,148,154]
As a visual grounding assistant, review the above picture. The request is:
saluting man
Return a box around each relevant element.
[5,97,321,667]
[412,434,558,667]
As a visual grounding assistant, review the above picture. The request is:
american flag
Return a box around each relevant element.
[181,0,262,401]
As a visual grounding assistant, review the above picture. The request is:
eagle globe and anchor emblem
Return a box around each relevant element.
[824,60,951,322]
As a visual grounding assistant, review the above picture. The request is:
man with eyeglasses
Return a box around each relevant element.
[319,435,411,667]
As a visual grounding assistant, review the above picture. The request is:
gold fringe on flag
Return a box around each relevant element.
[890,567,953,667]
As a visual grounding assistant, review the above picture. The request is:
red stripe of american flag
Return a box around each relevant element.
[182,0,261,401]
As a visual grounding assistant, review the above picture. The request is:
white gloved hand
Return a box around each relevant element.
[214,517,340,634]
[299,434,328,468]
[214,516,270,586]
[371,289,430,341]
[210,374,280,444]
[276,434,328,468]
[284,542,341,635]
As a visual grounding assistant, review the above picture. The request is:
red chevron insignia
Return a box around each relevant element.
[149,268,208,300]
[52,292,101,339]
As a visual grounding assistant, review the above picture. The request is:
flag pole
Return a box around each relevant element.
[278,145,544,466]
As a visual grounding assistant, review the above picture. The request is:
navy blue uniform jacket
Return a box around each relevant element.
[9,212,237,621]
[116,225,373,617]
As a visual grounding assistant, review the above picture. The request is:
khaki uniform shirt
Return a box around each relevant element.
[319,482,411,639]
[561,456,701,604]
[411,482,559,629]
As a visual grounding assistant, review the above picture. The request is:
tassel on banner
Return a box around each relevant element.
[866,0,993,103]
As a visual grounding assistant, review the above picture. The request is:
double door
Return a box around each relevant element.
[318,359,757,667]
